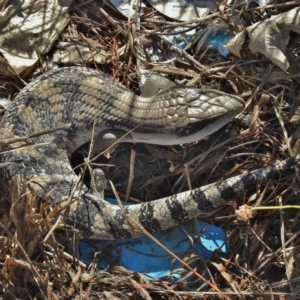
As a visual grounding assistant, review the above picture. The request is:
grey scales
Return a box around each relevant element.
[0,67,298,239]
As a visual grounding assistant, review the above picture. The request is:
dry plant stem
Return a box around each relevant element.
[129,278,152,300]
[146,63,194,77]
[278,195,293,292]
[138,24,200,36]
[109,180,130,224]
[0,221,48,299]
[142,11,220,30]
[248,225,280,262]
[43,214,62,243]
[239,230,300,289]
[157,290,300,297]
[99,8,125,35]
[73,265,82,284]
[273,99,293,156]
[126,148,136,201]
[244,66,275,109]
[226,68,257,90]
[170,46,207,72]
[184,164,192,190]
[168,268,198,291]
[125,217,230,299]
[53,173,83,219]
[92,125,140,162]
[44,247,87,268]
[125,0,136,59]
[0,124,71,148]
[173,135,231,192]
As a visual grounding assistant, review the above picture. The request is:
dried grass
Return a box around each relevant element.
[0,1,300,299]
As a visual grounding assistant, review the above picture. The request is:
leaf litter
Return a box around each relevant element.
[0,0,300,299]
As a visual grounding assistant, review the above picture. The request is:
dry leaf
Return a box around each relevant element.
[0,0,72,74]
[227,7,300,71]
[211,262,243,296]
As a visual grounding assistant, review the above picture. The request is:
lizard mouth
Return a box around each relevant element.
[176,117,219,137]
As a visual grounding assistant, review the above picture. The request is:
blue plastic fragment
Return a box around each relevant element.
[209,32,231,57]
[79,198,228,281]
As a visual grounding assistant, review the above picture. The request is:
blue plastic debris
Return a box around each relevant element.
[79,198,228,281]
[209,32,231,57]
[167,28,198,49]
